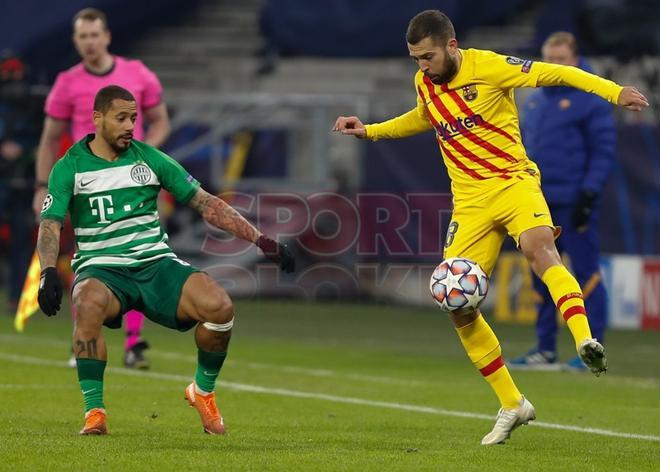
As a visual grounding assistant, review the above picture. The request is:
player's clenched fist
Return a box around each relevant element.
[617,86,649,112]
[332,116,367,138]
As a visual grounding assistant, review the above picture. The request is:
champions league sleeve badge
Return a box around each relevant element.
[41,193,54,213]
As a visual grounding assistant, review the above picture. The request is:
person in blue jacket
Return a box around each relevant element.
[510,32,615,371]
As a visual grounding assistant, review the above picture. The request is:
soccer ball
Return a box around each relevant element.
[429,257,489,312]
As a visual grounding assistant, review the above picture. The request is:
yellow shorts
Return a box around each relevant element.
[443,175,555,276]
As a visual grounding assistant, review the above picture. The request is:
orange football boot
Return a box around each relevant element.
[184,383,226,434]
[79,408,108,435]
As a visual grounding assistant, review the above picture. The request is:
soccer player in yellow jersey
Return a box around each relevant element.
[333,10,649,445]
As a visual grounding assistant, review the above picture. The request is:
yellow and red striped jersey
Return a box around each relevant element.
[364,48,623,201]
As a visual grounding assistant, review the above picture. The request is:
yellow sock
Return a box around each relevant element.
[541,265,592,349]
[456,314,522,409]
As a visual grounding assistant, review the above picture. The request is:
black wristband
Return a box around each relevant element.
[35,180,48,190]
[40,266,57,276]
[255,235,278,255]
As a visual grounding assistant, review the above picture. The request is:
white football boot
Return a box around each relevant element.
[481,396,536,445]
[577,338,608,376]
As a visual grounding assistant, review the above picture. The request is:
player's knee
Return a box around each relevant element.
[520,229,557,261]
[73,281,109,322]
[73,306,105,339]
[520,242,539,263]
[199,289,234,324]
[525,243,557,265]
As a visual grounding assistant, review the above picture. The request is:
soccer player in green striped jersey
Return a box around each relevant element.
[36,85,295,435]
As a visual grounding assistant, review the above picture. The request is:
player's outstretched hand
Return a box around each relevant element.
[332,116,367,138]
[256,235,295,273]
[618,86,649,111]
[38,267,63,316]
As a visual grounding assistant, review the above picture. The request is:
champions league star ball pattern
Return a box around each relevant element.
[429,258,489,312]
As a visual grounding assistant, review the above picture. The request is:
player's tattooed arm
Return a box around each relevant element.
[189,188,261,243]
[37,218,62,269]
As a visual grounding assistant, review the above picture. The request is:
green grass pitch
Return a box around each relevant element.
[1,299,659,471]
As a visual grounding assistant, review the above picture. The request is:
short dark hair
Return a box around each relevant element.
[93,85,135,114]
[406,10,455,46]
[73,8,109,30]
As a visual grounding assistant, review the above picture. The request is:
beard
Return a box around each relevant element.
[426,53,458,84]
[102,123,132,153]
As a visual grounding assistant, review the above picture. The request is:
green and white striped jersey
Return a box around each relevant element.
[41,134,200,273]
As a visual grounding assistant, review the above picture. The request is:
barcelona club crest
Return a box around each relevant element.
[462,84,478,101]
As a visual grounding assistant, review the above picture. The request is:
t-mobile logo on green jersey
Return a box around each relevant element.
[89,195,115,223]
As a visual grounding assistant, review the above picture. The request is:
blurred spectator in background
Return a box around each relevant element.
[0,51,42,313]
[32,8,171,369]
[510,32,615,372]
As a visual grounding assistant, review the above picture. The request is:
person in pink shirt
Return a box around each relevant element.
[33,8,172,369]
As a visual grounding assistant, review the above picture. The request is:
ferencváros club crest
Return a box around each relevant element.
[130,164,152,184]
[462,84,478,101]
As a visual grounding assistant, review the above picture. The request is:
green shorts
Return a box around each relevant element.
[73,256,201,332]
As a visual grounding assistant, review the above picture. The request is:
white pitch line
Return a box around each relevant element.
[0,384,75,390]
[0,383,178,391]
[1,351,659,443]
[149,349,423,386]
[0,333,424,387]
[2,333,659,390]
